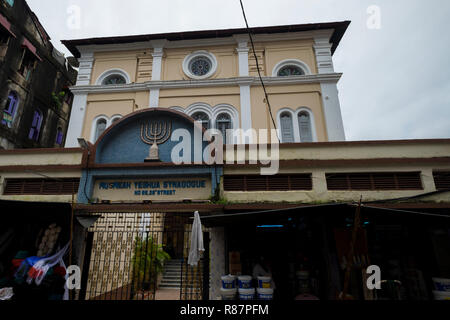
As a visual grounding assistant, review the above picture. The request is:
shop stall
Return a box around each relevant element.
[0,200,72,301]
[202,203,450,301]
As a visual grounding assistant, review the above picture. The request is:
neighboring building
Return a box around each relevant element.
[0,0,77,150]
[0,22,449,301]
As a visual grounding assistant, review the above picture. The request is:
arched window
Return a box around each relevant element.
[2,91,19,128]
[272,59,311,77]
[102,75,126,85]
[277,65,305,77]
[192,111,210,130]
[28,109,43,141]
[280,112,294,143]
[298,111,313,142]
[55,127,63,145]
[111,116,121,124]
[94,118,107,141]
[216,113,232,144]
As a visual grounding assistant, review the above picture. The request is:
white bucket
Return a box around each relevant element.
[238,275,252,289]
[258,276,272,289]
[433,290,450,301]
[221,275,237,289]
[257,288,274,300]
[239,288,255,300]
[221,288,237,300]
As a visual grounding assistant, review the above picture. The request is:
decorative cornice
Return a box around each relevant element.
[72,30,335,56]
[69,73,343,94]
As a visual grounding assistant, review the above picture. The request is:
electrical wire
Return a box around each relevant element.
[239,0,280,143]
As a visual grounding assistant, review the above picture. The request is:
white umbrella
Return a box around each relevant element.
[188,211,205,267]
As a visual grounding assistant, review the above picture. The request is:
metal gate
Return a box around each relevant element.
[79,212,208,300]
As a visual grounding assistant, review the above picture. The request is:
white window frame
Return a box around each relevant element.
[95,69,131,85]
[182,51,218,80]
[278,109,295,143]
[184,103,240,144]
[277,107,317,143]
[272,59,312,77]
[90,114,123,142]
[295,107,317,142]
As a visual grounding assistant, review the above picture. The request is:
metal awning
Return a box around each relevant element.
[200,203,349,227]
[200,202,450,227]
[0,13,16,38]
[21,38,42,61]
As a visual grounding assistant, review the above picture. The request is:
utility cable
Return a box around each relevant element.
[239,0,280,142]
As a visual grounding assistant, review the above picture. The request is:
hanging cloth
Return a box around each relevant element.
[26,243,69,286]
[187,211,205,267]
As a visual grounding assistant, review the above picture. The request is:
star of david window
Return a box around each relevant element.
[189,57,212,77]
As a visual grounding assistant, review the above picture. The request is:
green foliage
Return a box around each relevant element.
[51,91,66,109]
[131,236,171,291]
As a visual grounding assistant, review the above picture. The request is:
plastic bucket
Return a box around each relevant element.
[221,275,237,289]
[258,276,272,289]
[238,275,252,289]
[432,278,450,292]
[221,288,237,300]
[257,288,274,300]
[239,288,255,300]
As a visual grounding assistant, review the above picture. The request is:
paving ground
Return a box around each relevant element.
[155,288,181,300]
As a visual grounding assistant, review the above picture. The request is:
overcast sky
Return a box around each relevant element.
[27,0,450,141]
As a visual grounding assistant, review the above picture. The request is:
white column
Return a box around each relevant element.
[313,31,335,74]
[65,51,94,147]
[75,51,94,85]
[149,87,160,108]
[313,31,345,141]
[235,36,253,143]
[239,84,253,143]
[65,93,88,147]
[235,36,249,77]
[320,82,346,141]
[151,47,164,81]
[149,40,166,108]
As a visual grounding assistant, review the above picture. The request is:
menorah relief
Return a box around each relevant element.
[140,121,172,162]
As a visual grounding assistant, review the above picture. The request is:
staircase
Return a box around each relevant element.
[159,259,182,289]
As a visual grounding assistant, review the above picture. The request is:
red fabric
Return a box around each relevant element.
[21,38,42,61]
[0,13,16,38]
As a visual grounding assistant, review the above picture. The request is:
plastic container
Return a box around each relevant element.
[220,288,237,300]
[258,276,272,289]
[257,288,274,300]
[238,275,252,289]
[433,290,450,301]
[239,288,255,300]
[432,278,450,292]
[221,275,237,289]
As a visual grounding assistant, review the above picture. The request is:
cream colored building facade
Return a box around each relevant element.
[63,22,348,147]
[1,22,449,302]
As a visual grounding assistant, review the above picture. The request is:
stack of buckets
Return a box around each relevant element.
[220,275,274,300]
[237,276,255,300]
[220,275,237,300]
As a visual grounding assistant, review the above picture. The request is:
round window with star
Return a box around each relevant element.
[189,56,212,76]
[183,51,217,79]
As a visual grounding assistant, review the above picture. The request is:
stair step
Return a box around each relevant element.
[163,272,181,276]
